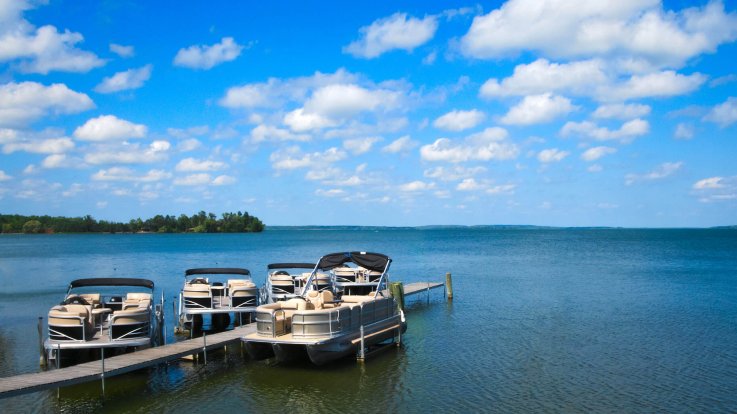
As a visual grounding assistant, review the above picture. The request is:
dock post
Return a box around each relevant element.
[397,324,401,347]
[38,317,47,368]
[389,282,405,311]
[203,332,207,365]
[100,347,105,398]
[358,325,365,361]
[445,272,453,300]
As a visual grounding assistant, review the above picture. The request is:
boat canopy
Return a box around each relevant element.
[69,278,154,290]
[267,263,315,270]
[185,268,251,276]
[317,252,391,273]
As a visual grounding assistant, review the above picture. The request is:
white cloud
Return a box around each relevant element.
[625,161,683,185]
[456,178,484,191]
[0,170,11,181]
[487,184,516,195]
[703,97,737,127]
[173,37,243,70]
[561,118,649,142]
[674,123,695,139]
[399,180,435,192]
[693,176,724,189]
[0,4,105,74]
[600,71,706,102]
[175,157,227,172]
[94,64,152,93]
[581,146,617,161]
[344,13,438,58]
[424,165,487,181]
[269,146,346,171]
[174,173,212,186]
[283,108,337,132]
[588,164,603,173]
[315,188,347,197]
[479,59,706,102]
[85,140,170,165]
[460,0,737,69]
[0,82,94,128]
[178,138,202,152]
[344,137,381,155]
[480,59,608,98]
[92,167,171,182]
[3,137,74,154]
[593,103,651,119]
[109,43,134,58]
[692,175,737,202]
[537,148,569,163]
[74,115,147,141]
[41,153,70,169]
[500,93,576,125]
[382,135,418,153]
[212,175,236,186]
[420,127,519,163]
[433,109,485,131]
[304,83,401,118]
[250,124,310,143]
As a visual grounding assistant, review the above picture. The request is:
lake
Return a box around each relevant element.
[1,228,736,412]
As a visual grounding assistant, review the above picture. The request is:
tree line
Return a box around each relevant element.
[0,211,265,234]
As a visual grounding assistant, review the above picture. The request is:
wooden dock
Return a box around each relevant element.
[0,325,255,399]
[0,280,447,400]
[403,281,445,297]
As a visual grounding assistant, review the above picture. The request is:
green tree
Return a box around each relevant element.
[22,220,43,234]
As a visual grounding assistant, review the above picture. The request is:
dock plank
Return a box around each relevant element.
[0,325,255,399]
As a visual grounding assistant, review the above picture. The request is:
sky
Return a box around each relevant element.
[0,0,736,227]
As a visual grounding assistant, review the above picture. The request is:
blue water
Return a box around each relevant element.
[1,228,736,412]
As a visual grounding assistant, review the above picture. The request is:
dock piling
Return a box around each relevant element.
[37,317,46,368]
[358,325,365,361]
[202,332,207,365]
[100,348,105,398]
[445,272,453,300]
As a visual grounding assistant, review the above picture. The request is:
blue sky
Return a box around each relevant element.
[1,0,736,227]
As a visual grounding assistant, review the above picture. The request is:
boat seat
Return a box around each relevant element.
[48,305,94,340]
[111,309,149,339]
[183,283,211,297]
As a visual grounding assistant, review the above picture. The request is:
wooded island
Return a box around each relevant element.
[0,211,265,234]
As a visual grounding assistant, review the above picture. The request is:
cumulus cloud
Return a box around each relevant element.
[399,180,435,192]
[40,154,71,169]
[3,137,74,154]
[487,184,516,195]
[315,188,347,197]
[109,43,134,58]
[92,167,171,182]
[580,146,617,161]
[74,115,147,141]
[420,127,519,163]
[84,141,170,165]
[692,175,737,202]
[0,82,94,128]
[250,124,310,143]
[283,108,337,132]
[625,161,683,185]
[175,157,227,172]
[0,170,11,181]
[693,176,725,189]
[0,3,105,74]
[94,64,152,93]
[500,93,576,125]
[344,137,382,155]
[561,118,649,142]
[382,135,418,153]
[593,103,651,119]
[433,109,485,131]
[703,97,737,127]
[269,146,347,171]
[424,165,487,181]
[479,59,706,102]
[344,13,438,58]
[674,122,695,139]
[537,148,569,163]
[174,173,212,186]
[212,175,236,186]
[460,0,737,69]
[173,37,243,70]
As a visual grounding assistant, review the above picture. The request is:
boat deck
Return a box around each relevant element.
[0,325,255,399]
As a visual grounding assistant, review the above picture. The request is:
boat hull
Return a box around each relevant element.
[244,341,274,360]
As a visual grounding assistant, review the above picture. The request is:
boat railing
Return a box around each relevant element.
[110,310,151,341]
[48,314,90,342]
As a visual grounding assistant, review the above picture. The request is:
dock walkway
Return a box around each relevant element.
[403,281,444,296]
[0,325,255,399]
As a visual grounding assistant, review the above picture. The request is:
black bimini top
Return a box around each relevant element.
[185,268,251,276]
[317,252,391,273]
[267,263,315,270]
[69,278,154,290]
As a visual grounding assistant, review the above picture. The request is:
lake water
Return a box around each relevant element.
[1,228,737,412]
